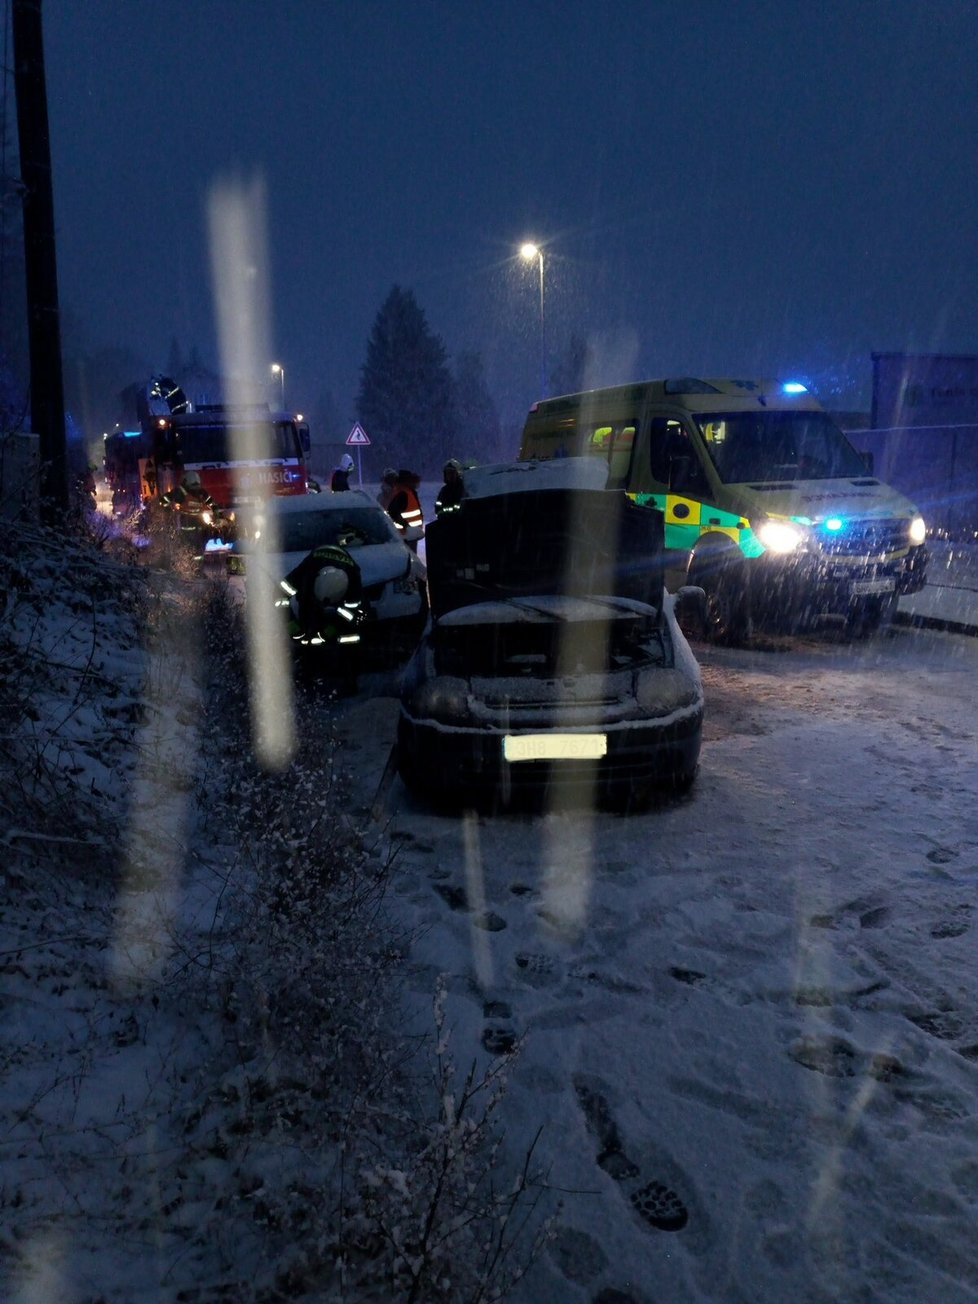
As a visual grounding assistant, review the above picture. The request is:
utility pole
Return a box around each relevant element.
[13,0,68,519]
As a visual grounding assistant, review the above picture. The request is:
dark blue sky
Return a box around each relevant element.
[39,0,978,441]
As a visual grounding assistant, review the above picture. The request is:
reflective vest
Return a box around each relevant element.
[389,484,424,534]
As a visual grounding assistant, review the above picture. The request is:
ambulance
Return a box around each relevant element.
[519,377,928,641]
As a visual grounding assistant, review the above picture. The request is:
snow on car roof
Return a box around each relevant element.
[462,457,608,499]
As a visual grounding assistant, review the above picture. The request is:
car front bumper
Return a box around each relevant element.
[397,705,702,806]
[750,545,928,618]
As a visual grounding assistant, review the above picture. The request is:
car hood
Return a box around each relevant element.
[425,487,665,617]
[249,538,414,587]
[724,476,921,523]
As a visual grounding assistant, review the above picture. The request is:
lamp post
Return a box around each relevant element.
[270,362,285,409]
[520,242,546,397]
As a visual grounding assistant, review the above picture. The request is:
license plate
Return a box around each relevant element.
[851,578,896,596]
[503,733,607,762]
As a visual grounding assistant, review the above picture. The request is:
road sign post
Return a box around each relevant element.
[346,422,370,488]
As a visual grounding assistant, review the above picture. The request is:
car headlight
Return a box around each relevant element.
[909,515,926,546]
[755,519,807,554]
[408,676,470,722]
[635,667,699,713]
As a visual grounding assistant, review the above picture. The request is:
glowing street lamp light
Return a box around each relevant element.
[520,241,546,397]
[270,362,285,409]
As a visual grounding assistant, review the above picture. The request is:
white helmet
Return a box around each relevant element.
[339,453,354,472]
[182,470,202,488]
[313,565,349,605]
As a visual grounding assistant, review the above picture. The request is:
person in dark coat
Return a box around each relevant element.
[331,453,354,492]
[435,459,465,516]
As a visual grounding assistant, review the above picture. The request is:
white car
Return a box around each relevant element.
[236,490,428,652]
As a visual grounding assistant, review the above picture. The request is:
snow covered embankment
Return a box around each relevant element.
[0,519,551,1301]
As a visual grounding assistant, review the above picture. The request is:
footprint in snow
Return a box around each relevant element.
[480,998,518,1055]
[572,1075,691,1237]
[926,846,958,865]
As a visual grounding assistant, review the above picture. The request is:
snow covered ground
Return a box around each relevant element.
[898,537,978,633]
[3,506,978,1302]
[348,618,978,1303]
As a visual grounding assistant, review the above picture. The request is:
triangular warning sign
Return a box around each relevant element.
[346,422,371,446]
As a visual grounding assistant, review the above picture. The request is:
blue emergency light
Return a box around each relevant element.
[782,382,808,394]
[824,517,844,532]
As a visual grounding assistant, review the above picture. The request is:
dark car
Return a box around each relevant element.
[397,460,704,810]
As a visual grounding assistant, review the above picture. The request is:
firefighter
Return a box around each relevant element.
[434,458,465,517]
[331,453,354,492]
[161,470,215,535]
[282,542,365,688]
[387,469,424,551]
[73,464,97,509]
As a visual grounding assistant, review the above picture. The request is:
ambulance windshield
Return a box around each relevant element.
[696,410,869,483]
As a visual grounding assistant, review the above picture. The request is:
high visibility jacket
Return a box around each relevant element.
[283,544,364,645]
[388,484,424,535]
[435,478,465,516]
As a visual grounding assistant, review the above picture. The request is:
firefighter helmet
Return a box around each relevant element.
[313,566,349,605]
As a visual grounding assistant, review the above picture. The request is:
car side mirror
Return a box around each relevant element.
[675,585,706,631]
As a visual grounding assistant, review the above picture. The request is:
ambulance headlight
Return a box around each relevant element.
[755,519,806,554]
[909,515,926,546]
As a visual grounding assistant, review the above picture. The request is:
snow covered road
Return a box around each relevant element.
[335,624,978,1302]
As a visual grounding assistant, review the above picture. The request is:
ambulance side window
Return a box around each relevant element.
[607,424,636,488]
[583,420,637,487]
[648,417,709,495]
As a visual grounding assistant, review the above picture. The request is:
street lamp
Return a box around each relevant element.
[520,241,546,397]
[270,362,285,409]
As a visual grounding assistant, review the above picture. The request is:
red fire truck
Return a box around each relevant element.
[144,404,312,509]
[105,377,313,516]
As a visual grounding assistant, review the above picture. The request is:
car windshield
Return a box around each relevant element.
[276,504,394,553]
[696,409,869,482]
[178,420,300,464]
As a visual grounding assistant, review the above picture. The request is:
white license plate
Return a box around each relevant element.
[851,579,896,596]
[503,733,608,763]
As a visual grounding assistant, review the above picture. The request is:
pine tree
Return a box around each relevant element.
[357,285,456,475]
[452,350,503,464]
